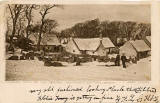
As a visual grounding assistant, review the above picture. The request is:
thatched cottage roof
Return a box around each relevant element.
[102,38,115,48]
[130,40,150,52]
[74,38,100,51]
[73,37,115,51]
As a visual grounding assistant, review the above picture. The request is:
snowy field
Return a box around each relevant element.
[6,57,151,81]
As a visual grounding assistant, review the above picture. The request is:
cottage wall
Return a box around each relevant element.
[83,44,106,56]
[120,42,137,58]
[65,39,81,54]
[86,51,94,55]
[96,43,106,56]
[44,45,62,52]
[86,43,106,56]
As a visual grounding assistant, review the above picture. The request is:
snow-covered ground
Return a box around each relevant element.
[6,56,151,81]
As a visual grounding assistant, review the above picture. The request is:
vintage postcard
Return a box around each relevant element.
[4,2,151,81]
[0,0,160,103]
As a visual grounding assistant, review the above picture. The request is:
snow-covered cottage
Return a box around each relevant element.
[65,37,115,56]
[120,40,151,59]
[74,38,106,56]
[42,35,62,52]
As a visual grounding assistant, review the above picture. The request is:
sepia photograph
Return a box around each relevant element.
[5,4,151,81]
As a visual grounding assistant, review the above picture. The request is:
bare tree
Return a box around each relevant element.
[25,5,39,38]
[37,5,58,50]
[17,17,25,36]
[8,4,24,43]
[43,19,58,34]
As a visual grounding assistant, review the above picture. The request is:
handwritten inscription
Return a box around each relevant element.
[29,85,159,103]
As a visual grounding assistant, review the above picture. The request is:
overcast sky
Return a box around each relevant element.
[33,4,150,31]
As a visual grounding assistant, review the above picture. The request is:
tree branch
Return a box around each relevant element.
[8,4,14,20]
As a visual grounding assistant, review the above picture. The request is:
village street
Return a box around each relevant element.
[6,56,151,81]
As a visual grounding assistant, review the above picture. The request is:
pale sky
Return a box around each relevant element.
[33,4,150,31]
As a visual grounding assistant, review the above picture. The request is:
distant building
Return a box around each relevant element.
[42,35,62,52]
[65,37,115,56]
[30,34,62,52]
[120,40,151,59]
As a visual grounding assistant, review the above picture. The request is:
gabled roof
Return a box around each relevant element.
[102,38,115,48]
[73,37,115,51]
[73,38,100,51]
[130,40,150,52]
[146,36,151,43]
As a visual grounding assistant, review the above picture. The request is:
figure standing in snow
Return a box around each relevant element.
[121,53,127,68]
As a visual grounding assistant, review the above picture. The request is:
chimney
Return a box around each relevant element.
[99,33,103,44]
[99,33,103,40]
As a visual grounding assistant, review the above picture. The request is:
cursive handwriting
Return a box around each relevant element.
[28,85,159,103]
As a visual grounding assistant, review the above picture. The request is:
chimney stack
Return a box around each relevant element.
[100,33,103,40]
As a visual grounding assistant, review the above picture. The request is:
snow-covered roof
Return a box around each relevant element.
[102,38,115,48]
[74,38,100,51]
[146,36,151,43]
[130,40,150,52]
[73,37,115,51]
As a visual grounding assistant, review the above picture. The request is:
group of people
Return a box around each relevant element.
[115,53,138,68]
[115,53,127,68]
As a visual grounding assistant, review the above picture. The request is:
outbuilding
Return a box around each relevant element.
[30,34,62,52]
[120,40,151,59]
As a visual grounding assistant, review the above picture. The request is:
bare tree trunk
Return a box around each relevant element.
[10,20,16,44]
[25,5,36,39]
[26,22,30,39]
[36,5,57,51]
[8,4,24,45]
[37,21,44,51]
